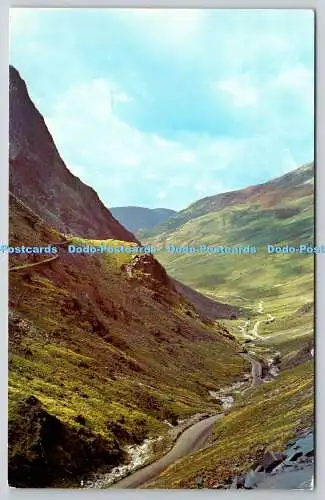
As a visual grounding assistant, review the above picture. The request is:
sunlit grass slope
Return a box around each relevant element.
[144,164,314,356]
[146,360,313,488]
[9,194,249,485]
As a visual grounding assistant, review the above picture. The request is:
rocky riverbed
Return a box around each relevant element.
[83,412,215,488]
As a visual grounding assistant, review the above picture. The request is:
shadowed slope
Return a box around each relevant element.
[8,194,249,487]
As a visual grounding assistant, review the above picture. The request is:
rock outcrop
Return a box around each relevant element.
[228,431,314,490]
[281,344,314,371]
[8,396,123,487]
[128,254,171,287]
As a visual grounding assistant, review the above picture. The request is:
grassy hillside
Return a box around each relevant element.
[146,359,314,488]
[8,162,315,488]
[8,194,249,486]
[135,163,315,488]
[144,164,314,357]
[141,163,313,239]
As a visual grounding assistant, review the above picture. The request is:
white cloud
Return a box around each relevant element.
[176,151,196,163]
[280,149,299,174]
[271,65,314,112]
[142,172,160,181]
[168,177,191,188]
[11,9,313,208]
[119,9,203,56]
[47,77,306,208]
[119,156,141,167]
[43,78,250,208]
[213,74,259,108]
[152,135,176,149]
[211,60,314,148]
[157,190,167,200]
[45,78,242,175]
[194,179,225,198]
[273,66,312,89]
[68,163,87,178]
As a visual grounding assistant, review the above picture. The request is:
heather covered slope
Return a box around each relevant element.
[8,195,249,487]
[172,279,245,321]
[143,163,314,358]
[110,206,176,234]
[9,65,136,242]
[141,163,314,240]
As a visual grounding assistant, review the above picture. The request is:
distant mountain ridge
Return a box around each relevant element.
[141,163,314,239]
[110,206,176,234]
[9,65,137,242]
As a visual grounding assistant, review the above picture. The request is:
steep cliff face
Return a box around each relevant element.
[9,65,137,242]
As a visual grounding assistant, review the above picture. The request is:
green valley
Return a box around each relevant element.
[8,59,315,491]
[143,163,314,358]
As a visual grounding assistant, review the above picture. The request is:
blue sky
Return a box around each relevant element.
[9,8,314,210]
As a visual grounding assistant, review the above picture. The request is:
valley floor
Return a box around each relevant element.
[79,300,314,490]
[8,199,314,490]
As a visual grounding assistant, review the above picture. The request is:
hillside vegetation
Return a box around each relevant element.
[8,194,248,487]
[146,359,313,488]
[8,63,314,490]
[144,163,314,358]
[141,163,313,240]
[134,163,315,488]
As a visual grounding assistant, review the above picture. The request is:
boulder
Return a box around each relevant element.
[257,451,286,473]
[8,395,123,487]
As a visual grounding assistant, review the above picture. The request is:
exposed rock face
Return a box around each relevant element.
[9,65,137,242]
[295,302,314,316]
[129,254,171,287]
[121,254,179,307]
[281,344,313,371]
[121,253,245,319]
[8,396,123,487]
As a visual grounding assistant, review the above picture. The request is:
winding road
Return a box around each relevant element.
[111,415,223,488]
[9,254,58,272]
[9,233,266,488]
[240,353,263,385]
[111,352,263,489]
